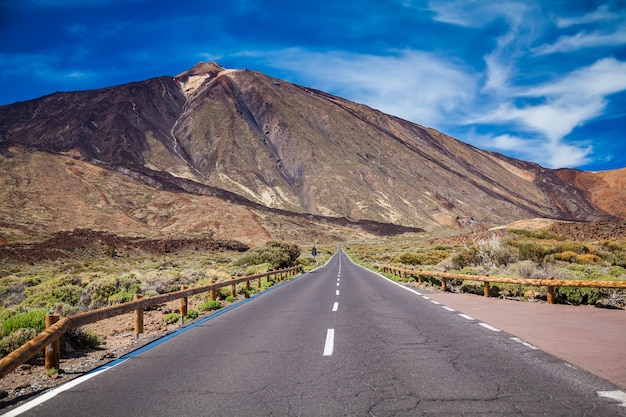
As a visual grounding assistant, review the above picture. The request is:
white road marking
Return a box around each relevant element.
[422,296,431,300]
[323,329,335,356]
[510,337,539,350]
[459,313,475,321]
[336,290,340,296]
[332,302,339,312]
[442,306,456,312]
[2,367,111,417]
[597,390,626,407]
[479,323,501,332]
[429,300,441,305]
[336,282,340,286]
[337,278,340,282]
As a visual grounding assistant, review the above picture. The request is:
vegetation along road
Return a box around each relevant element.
[5,249,626,416]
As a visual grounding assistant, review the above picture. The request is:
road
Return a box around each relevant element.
[6,249,626,416]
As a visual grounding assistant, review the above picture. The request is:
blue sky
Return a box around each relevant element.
[1,0,625,171]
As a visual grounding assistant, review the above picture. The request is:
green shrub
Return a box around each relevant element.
[200,300,222,311]
[163,313,180,324]
[216,286,232,300]
[225,295,236,302]
[236,241,301,269]
[555,287,608,306]
[186,309,199,320]
[23,285,83,309]
[509,229,563,240]
[451,247,479,269]
[516,242,551,263]
[1,308,47,337]
[66,328,100,349]
[398,252,421,265]
[0,328,38,357]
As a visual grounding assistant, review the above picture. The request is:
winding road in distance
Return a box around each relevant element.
[5,248,626,416]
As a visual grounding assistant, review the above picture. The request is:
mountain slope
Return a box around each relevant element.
[0,62,620,245]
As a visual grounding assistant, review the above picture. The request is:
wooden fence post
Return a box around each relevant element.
[547,286,555,304]
[44,313,60,372]
[134,294,144,337]
[441,277,447,292]
[210,279,217,301]
[230,278,236,298]
[180,286,188,318]
[483,282,490,298]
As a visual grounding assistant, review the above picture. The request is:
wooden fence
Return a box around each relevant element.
[382,265,626,304]
[0,266,302,379]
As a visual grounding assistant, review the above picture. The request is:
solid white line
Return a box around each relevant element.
[479,323,501,332]
[442,306,456,312]
[459,313,475,320]
[597,390,626,407]
[332,302,339,312]
[510,337,539,350]
[429,300,441,305]
[336,290,340,296]
[2,367,111,417]
[323,329,335,356]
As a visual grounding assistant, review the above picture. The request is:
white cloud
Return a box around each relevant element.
[533,29,626,55]
[554,5,620,28]
[475,58,626,140]
[257,48,478,129]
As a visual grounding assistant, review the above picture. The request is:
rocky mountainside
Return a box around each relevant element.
[0,62,622,245]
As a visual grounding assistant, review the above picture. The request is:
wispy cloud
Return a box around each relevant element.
[553,5,620,28]
[254,48,478,129]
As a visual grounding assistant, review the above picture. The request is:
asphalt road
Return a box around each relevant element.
[6,249,626,416]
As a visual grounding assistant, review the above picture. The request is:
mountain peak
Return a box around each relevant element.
[175,62,229,98]
[177,61,225,78]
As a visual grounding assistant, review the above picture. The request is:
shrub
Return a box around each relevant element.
[1,308,47,337]
[215,286,234,300]
[66,328,100,349]
[200,300,222,311]
[163,313,181,324]
[574,254,602,265]
[555,287,608,306]
[225,295,236,302]
[0,328,38,357]
[554,251,577,262]
[186,309,199,320]
[516,242,551,263]
[236,241,301,269]
[23,285,83,309]
[451,247,479,269]
[397,252,421,265]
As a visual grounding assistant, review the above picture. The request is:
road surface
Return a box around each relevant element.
[5,250,626,416]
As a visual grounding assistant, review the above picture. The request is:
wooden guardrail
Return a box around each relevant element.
[382,265,626,304]
[0,266,302,379]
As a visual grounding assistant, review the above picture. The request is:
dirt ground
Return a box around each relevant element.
[0,295,236,413]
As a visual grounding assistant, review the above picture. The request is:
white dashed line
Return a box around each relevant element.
[479,323,501,332]
[336,282,340,286]
[332,302,339,312]
[323,329,335,356]
[597,390,626,407]
[429,300,441,305]
[422,296,431,300]
[459,313,475,321]
[510,337,539,350]
[442,306,456,312]
[336,290,340,296]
